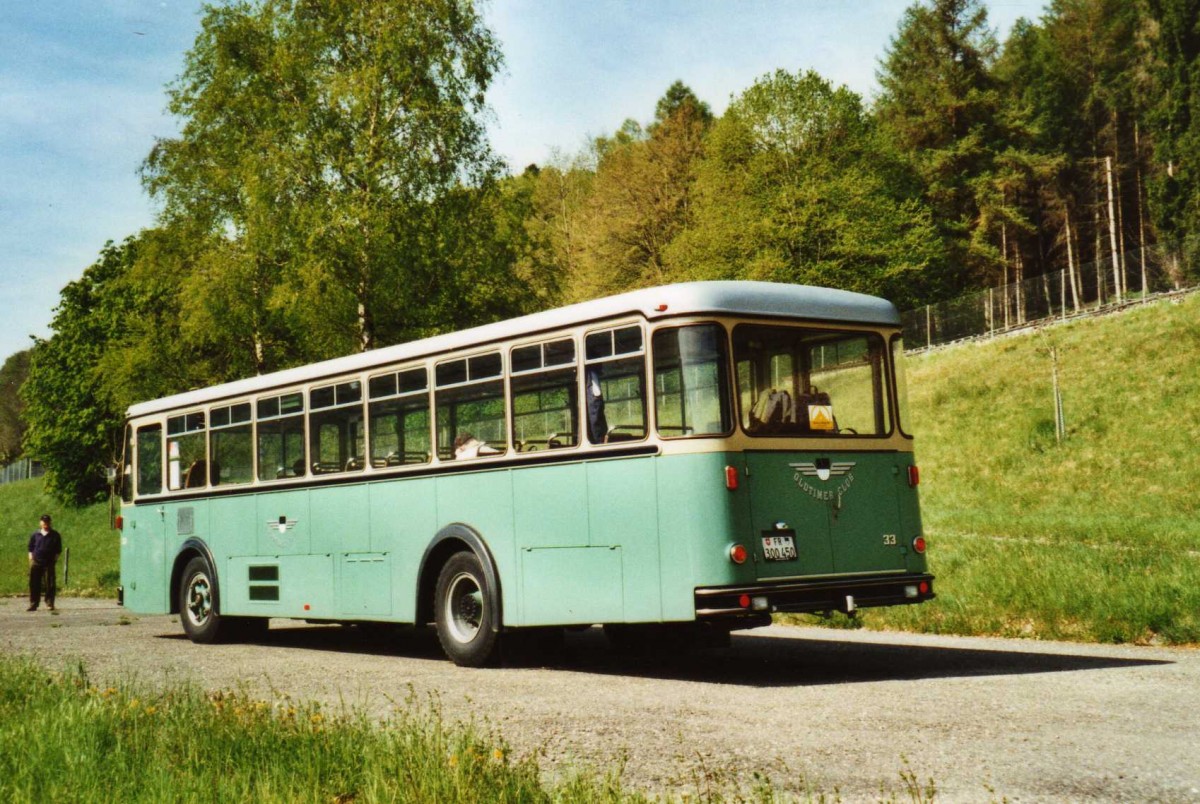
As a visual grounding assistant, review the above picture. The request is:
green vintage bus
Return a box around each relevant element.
[118,281,933,666]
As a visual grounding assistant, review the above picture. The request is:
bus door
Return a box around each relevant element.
[124,423,171,611]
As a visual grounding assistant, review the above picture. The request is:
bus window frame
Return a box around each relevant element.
[208,401,254,487]
[134,421,164,499]
[583,320,649,446]
[256,389,308,483]
[649,320,736,441]
[435,349,509,461]
[307,379,366,475]
[732,322,896,440]
[889,334,914,439]
[166,409,208,491]
[508,335,580,454]
[367,364,433,470]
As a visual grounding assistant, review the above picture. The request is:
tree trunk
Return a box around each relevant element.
[1001,220,1010,329]
[1134,121,1148,295]
[1065,209,1080,312]
[1105,155,1122,304]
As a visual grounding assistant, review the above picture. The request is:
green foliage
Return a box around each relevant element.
[1144,0,1200,275]
[143,0,513,357]
[668,70,946,308]
[21,240,144,504]
[0,349,30,464]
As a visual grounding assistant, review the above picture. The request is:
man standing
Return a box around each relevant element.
[27,514,63,612]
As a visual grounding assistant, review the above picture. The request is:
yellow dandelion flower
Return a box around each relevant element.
[492,749,504,761]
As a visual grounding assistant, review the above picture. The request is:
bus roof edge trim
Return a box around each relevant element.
[127,281,900,418]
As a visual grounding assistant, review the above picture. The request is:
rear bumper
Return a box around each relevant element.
[695,573,935,619]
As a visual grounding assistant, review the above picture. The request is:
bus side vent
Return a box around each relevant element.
[177,508,195,536]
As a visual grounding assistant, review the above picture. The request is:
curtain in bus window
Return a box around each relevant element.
[652,325,732,437]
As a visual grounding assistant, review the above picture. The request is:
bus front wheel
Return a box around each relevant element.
[179,556,224,644]
[434,552,499,667]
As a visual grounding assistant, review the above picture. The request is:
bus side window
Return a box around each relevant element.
[136,423,163,496]
[435,353,507,460]
[167,412,206,491]
[584,325,647,444]
[368,368,431,467]
[510,338,578,452]
[652,324,732,438]
[257,393,306,480]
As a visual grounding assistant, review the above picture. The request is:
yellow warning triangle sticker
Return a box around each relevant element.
[808,405,834,430]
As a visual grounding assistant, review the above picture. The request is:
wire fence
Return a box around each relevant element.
[0,457,43,486]
[901,240,1199,350]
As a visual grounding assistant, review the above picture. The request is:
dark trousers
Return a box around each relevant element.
[29,561,56,608]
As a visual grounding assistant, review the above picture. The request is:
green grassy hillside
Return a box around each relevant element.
[0,479,117,597]
[865,292,1200,643]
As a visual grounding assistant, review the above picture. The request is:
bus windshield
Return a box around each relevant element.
[734,324,892,437]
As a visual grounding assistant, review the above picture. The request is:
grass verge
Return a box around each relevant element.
[0,652,615,803]
[0,652,946,803]
[0,478,117,597]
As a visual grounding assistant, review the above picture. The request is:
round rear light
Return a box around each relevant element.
[918,581,930,595]
[729,544,748,564]
[913,536,926,554]
[738,594,751,608]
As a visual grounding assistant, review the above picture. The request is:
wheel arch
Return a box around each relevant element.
[416,524,502,631]
[170,538,220,616]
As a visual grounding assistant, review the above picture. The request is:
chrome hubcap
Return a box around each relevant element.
[446,572,483,643]
[186,573,212,628]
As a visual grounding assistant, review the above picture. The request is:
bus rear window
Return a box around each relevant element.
[652,325,732,438]
[734,325,892,437]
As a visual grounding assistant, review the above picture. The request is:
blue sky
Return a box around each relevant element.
[0,0,1044,363]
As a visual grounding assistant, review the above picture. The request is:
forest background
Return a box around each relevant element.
[2,0,1199,504]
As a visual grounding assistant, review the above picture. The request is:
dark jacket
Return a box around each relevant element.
[28,529,62,565]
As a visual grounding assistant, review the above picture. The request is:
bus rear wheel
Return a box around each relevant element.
[434,552,499,667]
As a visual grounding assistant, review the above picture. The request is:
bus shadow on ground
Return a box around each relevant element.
[161,623,1173,687]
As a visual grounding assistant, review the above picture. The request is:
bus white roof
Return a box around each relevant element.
[127,280,900,418]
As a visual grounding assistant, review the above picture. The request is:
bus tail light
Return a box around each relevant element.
[912,536,926,554]
[115,516,124,531]
[729,544,748,564]
[724,465,738,490]
[907,465,920,487]
[738,594,751,608]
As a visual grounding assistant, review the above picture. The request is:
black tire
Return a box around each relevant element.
[179,556,225,644]
[433,552,500,667]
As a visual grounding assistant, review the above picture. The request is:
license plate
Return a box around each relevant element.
[761,534,797,561]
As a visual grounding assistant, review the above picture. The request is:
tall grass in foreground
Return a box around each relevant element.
[0,654,944,804]
[0,653,620,804]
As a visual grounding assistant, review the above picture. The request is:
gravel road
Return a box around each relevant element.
[3,597,1197,802]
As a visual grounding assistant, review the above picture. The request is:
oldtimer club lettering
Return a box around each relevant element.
[789,461,856,503]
